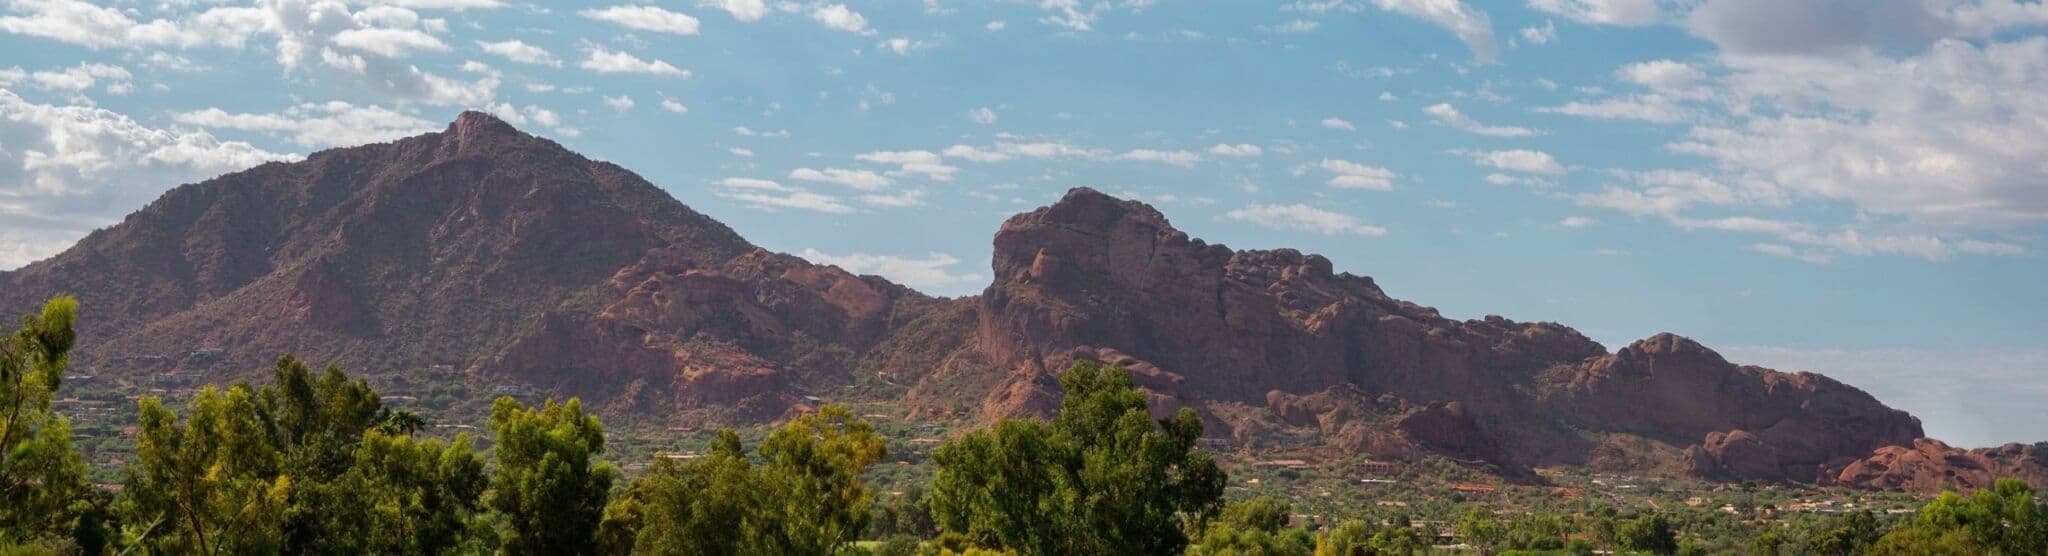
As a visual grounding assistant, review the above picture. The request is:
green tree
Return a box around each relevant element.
[610,406,887,555]
[487,396,615,555]
[0,297,89,543]
[929,361,1227,555]
[1454,506,1504,551]
[122,357,487,555]
[1803,510,1881,556]
[870,485,937,540]
[1873,479,2047,556]
[1313,520,1373,556]
[1616,514,1678,555]
[1191,498,1311,556]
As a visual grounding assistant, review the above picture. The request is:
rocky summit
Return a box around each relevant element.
[0,112,1973,487]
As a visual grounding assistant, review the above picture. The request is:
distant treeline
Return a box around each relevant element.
[3,296,2043,555]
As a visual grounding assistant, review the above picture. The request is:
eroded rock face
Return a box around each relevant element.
[1827,439,2048,494]
[2,115,1960,485]
[1540,334,1922,481]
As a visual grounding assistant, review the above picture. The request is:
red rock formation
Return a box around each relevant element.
[1828,438,2048,494]
[0,114,1960,484]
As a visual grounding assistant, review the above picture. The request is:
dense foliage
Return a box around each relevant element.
[2,297,2044,556]
[928,360,1228,555]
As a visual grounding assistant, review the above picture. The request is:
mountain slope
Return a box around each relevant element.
[3,113,1947,485]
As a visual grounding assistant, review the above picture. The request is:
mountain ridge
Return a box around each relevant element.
[5,111,2028,491]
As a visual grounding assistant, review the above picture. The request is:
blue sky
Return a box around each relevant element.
[2,0,2045,446]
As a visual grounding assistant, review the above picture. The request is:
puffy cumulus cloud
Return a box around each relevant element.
[855,150,957,181]
[1518,20,1556,45]
[172,101,438,148]
[790,167,891,190]
[711,177,854,214]
[1527,0,1664,26]
[796,249,984,290]
[1038,0,1105,31]
[0,0,265,49]
[1470,149,1564,175]
[602,95,634,111]
[700,0,768,22]
[1368,0,1496,61]
[0,0,515,106]
[1678,38,2048,229]
[1319,159,1397,190]
[580,5,700,35]
[1422,103,1543,137]
[1320,117,1356,130]
[1616,59,1704,91]
[477,39,560,67]
[0,91,292,269]
[23,62,132,94]
[659,99,688,114]
[1225,203,1388,236]
[581,48,689,76]
[1683,0,2048,56]
[1207,143,1263,157]
[809,3,873,35]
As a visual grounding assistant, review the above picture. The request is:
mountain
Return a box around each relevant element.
[1,112,1972,487]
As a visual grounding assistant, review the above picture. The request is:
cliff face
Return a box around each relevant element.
[926,188,1921,481]
[3,115,1943,484]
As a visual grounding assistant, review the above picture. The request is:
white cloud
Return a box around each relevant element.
[712,177,853,213]
[1320,117,1356,130]
[1319,159,1397,190]
[1207,143,1263,157]
[1539,94,1688,124]
[985,20,1006,31]
[881,37,931,55]
[1038,0,1104,31]
[1558,216,1596,228]
[700,0,768,21]
[660,99,688,114]
[810,4,873,34]
[1673,38,2048,229]
[1519,19,1557,45]
[0,91,292,269]
[1616,59,1704,91]
[1471,149,1565,174]
[968,106,997,124]
[331,27,449,58]
[797,249,984,289]
[603,95,634,111]
[581,48,689,76]
[1116,149,1200,166]
[734,126,788,137]
[727,147,752,157]
[790,167,891,190]
[581,5,700,35]
[1527,0,1663,26]
[1367,0,1497,61]
[1423,103,1542,137]
[26,62,131,93]
[172,101,438,148]
[1683,0,2048,56]
[1260,19,1320,33]
[856,150,957,181]
[1226,203,1388,236]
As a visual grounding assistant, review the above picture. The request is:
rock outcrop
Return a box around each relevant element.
[1,113,1959,484]
[1827,438,2048,494]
